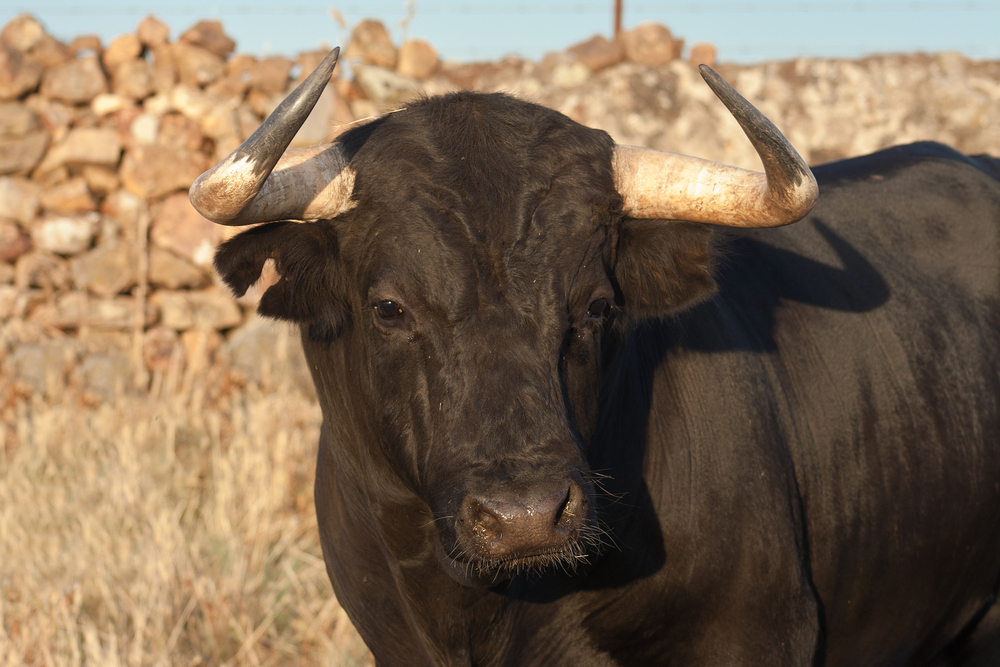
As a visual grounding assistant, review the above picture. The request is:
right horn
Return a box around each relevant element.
[613,65,818,228]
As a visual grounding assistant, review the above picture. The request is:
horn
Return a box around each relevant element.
[613,65,818,228]
[189,47,356,226]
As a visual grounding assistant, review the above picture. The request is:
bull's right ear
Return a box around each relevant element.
[214,221,349,339]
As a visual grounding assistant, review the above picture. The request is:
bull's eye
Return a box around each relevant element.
[587,298,609,320]
[373,300,404,322]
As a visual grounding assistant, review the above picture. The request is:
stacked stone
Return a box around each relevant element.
[0,14,444,401]
[0,14,346,399]
[3,12,999,403]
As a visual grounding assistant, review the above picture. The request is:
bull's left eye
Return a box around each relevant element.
[374,300,404,322]
[587,298,609,320]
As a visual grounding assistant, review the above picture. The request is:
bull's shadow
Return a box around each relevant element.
[523,218,889,600]
[684,218,890,354]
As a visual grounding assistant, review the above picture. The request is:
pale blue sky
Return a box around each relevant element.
[5,1,999,64]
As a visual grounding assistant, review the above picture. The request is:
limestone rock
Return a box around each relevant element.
[119,144,209,199]
[0,283,15,318]
[35,126,122,174]
[137,16,170,50]
[346,20,397,69]
[568,35,624,72]
[90,92,131,116]
[296,50,336,83]
[169,83,215,125]
[0,129,48,174]
[149,191,221,267]
[252,57,294,97]
[111,59,154,100]
[0,100,39,134]
[149,45,177,93]
[551,60,591,88]
[0,176,40,224]
[32,290,156,329]
[170,41,225,88]
[220,313,315,396]
[199,101,240,141]
[29,34,74,69]
[1,14,45,53]
[353,65,419,108]
[0,44,44,101]
[39,176,96,213]
[236,102,262,141]
[31,212,98,255]
[81,165,119,195]
[102,33,142,70]
[689,43,717,67]
[157,111,205,149]
[621,23,676,67]
[69,240,137,297]
[179,20,235,59]
[69,35,102,56]
[40,55,108,104]
[206,66,251,99]
[150,286,243,331]
[100,189,148,241]
[129,112,160,145]
[0,218,31,262]
[23,95,75,138]
[15,250,69,290]
[397,39,439,80]
[148,246,209,290]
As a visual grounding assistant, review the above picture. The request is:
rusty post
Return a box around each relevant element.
[614,0,623,38]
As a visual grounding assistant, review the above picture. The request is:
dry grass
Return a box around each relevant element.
[0,330,373,666]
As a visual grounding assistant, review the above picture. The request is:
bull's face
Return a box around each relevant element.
[199,48,816,587]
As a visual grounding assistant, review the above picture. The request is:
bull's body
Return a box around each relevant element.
[200,54,1000,666]
[305,141,1000,666]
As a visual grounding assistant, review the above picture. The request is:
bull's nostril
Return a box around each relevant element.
[470,501,502,542]
[553,487,572,533]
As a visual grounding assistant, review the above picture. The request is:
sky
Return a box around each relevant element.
[4,1,999,65]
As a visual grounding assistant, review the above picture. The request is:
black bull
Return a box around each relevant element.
[200,51,1000,666]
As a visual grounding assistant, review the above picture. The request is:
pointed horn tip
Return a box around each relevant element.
[697,64,721,87]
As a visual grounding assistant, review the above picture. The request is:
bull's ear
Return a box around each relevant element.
[214,221,348,339]
[612,219,717,322]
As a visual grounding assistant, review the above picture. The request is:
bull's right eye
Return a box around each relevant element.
[373,300,404,322]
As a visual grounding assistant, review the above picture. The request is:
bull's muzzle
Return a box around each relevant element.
[459,479,589,559]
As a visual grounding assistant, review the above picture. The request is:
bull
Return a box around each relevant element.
[190,48,1000,666]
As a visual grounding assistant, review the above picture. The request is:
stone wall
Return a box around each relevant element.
[2,12,998,402]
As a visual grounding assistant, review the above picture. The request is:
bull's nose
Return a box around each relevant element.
[460,480,587,557]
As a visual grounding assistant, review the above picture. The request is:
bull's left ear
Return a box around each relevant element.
[214,221,349,339]
[612,219,717,322]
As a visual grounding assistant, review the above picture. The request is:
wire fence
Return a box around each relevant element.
[6,1,999,62]
[14,1,1000,13]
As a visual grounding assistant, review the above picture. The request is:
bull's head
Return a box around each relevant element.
[193,48,816,587]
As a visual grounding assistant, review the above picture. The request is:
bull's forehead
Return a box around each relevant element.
[337,92,619,317]
[357,194,610,324]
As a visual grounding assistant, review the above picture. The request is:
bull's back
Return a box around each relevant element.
[642,143,1000,665]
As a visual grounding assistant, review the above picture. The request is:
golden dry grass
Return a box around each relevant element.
[0,332,373,666]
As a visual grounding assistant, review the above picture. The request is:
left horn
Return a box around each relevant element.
[189,47,356,225]
[613,65,818,228]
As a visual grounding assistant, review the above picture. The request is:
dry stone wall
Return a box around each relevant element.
[1,12,998,402]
